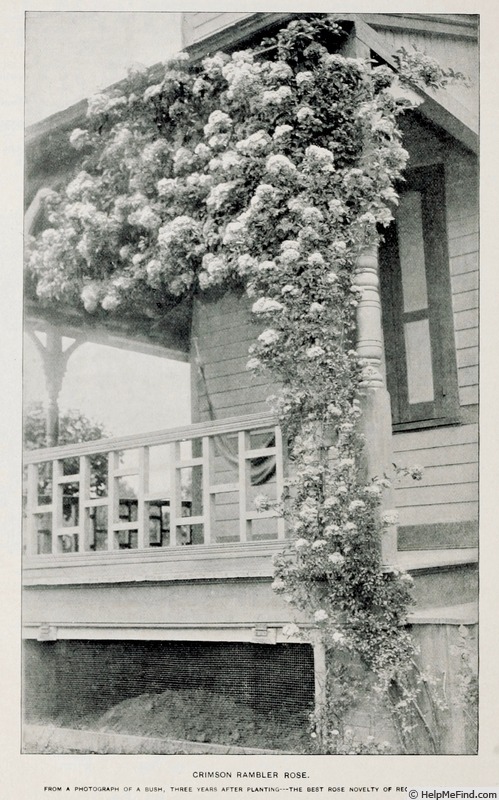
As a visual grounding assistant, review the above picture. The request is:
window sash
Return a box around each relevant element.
[379,164,459,428]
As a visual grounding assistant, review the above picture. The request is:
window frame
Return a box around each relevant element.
[379,162,460,431]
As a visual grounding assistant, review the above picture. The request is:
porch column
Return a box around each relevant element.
[354,246,397,564]
[28,327,81,447]
[311,631,328,747]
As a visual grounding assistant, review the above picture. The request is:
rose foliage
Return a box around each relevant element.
[26,16,460,751]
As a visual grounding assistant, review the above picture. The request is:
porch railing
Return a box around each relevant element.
[23,413,286,557]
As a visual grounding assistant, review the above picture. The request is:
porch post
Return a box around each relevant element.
[28,327,81,447]
[354,246,398,564]
[311,631,327,747]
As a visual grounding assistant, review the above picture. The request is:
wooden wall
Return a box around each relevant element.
[182,12,255,48]
[372,24,478,120]
[191,289,274,423]
[393,119,478,542]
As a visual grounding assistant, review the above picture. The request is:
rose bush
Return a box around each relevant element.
[26,15,460,752]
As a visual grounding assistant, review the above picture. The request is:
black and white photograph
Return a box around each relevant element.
[3,3,497,795]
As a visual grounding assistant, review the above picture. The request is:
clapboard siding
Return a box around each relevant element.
[372,25,478,118]
[456,328,478,350]
[448,233,478,259]
[399,119,478,410]
[183,12,255,47]
[397,502,477,527]
[452,271,478,293]
[393,422,478,528]
[457,347,478,369]
[450,252,478,277]
[191,290,274,423]
[394,423,477,452]
[445,149,478,407]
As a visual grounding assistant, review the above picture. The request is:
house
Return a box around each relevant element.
[22,13,478,754]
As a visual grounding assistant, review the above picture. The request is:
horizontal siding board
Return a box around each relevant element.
[202,385,272,409]
[456,346,478,368]
[456,327,478,349]
[190,12,254,38]
[458,366,478,387]
[200,326,260,348]
[454,309,478,331]
[198,339,254,361]
[393,423,477,452]
[448,233,478,258]
[396,462,478,488]
[398,502,478,527]
[393,442,477,468]
[198,399,270,420]
[197,292,248,319]
[395,482,477,507]
[202,356,255,380]
[200,371,270,394]
[199,309,258,332]
[452,289,478,312]
[451,271,478,294]
[459,385,479,406]
[450,252,478,276]
[447,215,478,238]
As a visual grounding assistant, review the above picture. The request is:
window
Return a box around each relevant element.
[379,163,459,428]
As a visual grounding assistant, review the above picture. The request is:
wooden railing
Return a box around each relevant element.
[24,414,286,557]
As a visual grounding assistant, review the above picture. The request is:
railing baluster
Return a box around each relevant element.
[137,447,149,549]
[202,436,212,545]
[79,455,90,552]
[275,425,286,540]
[170,441,180,546]
[26,463,38,556]
[107,451,118,551]
[23,414,286,554]
[238,431,249,542]
[52,459,63,555]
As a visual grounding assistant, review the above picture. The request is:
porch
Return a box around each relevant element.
[23,412,288,585]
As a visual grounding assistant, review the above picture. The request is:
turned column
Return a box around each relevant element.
[28,326,81,447]
[354,246,397,564]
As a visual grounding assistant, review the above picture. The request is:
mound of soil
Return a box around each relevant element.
[39,688,310,751]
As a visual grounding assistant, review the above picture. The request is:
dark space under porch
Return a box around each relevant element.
[23,639,315,750]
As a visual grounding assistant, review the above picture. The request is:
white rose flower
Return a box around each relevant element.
[295,538,309,550]
[296,71,314,85]
[69,128,90,150]
[308,252,325,266]
[382,510,399,526]
[265,154,296,175]
[258,329,280,347]
[143,83,164,102]
[306,345,325,359]
[246,357,261,371]
[81,283,101,313]
[252,297,284,315]
[101,293,120,312]
[280,248,301,265]
[314,610,328,622]
[273,124,293,140]
[328,552,345,566]
[324,524,340,536]
[86,93,110,116]
[296,106,314,121]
